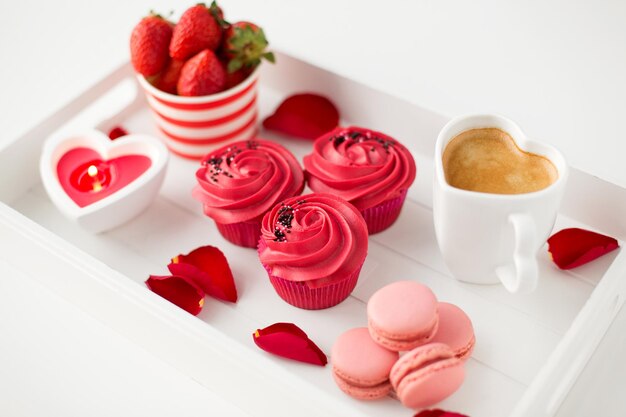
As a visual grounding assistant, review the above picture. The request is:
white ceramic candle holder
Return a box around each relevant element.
[40,129,168,233]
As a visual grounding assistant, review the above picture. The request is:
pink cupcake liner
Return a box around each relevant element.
[257,238,362,309]
[360,189,408,234]
[266,264,362,310]
[215,219,261,248]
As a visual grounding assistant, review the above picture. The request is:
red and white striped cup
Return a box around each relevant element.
[137,69,259,159]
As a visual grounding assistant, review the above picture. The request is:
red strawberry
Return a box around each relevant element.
[177,49,226,96]
[224,66,252,90]
[130,13,173,76]
[170,4,221,60]
[222,21,275,73]
[152,58,185,94]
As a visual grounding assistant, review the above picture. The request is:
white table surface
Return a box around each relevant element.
[1,0,625,415]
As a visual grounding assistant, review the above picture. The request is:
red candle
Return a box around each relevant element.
[56,147,151,208]
[69,160,113,193]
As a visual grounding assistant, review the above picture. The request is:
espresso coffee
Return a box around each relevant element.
[442,128,558,194]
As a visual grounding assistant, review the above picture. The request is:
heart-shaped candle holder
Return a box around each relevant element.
[40,129,168,233]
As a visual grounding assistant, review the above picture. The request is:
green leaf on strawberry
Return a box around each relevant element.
[262,52,276,63]
[222,22,275,74]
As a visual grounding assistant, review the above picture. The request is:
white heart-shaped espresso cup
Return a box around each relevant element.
[433,114,568,294]
[40,129,169,233]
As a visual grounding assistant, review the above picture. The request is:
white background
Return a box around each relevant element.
[1,0,625,415]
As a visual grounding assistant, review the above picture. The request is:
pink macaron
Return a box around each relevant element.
[390,342,465,409]
[430,302,475,361]
[367,281,439,351]
[331,327,399,400]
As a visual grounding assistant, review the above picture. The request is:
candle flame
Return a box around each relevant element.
[87,165,98,177]
[87,165,102,192]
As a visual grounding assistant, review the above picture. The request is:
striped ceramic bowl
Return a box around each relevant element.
[137,69,259,159]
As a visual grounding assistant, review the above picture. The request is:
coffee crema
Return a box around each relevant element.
[442,128,558,194]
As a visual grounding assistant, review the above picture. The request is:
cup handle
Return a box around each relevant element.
[496,213,539,293]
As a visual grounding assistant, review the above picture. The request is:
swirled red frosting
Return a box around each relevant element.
[193,139,304,223]
[303,126,416,210]
[258,193,368,288]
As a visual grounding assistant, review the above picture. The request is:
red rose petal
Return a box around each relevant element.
[262,93,340,140]
[146,275,205,316]
[547,228,619,269]
[108,126,128,140]
[168,245,238,303]
[253,322,328,366]
[415,410,469,417]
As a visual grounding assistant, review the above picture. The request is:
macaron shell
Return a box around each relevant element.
[368,318,438,352]
[430,302,475,361]
[332,370,393,400]
[395,357,465,409]
[390,343,465,408]
[367,281,439,351]
[331,328,399,386]
[390,343,454,388]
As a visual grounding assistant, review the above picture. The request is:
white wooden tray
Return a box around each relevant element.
[1,52,626,417]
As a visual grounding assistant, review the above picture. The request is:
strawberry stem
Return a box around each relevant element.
[210,0,229,27]
[147,9,173,20]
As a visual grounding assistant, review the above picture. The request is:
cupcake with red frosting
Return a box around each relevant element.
[303,126,416,234]
[193,139,304,247]
[258,193,368,309]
